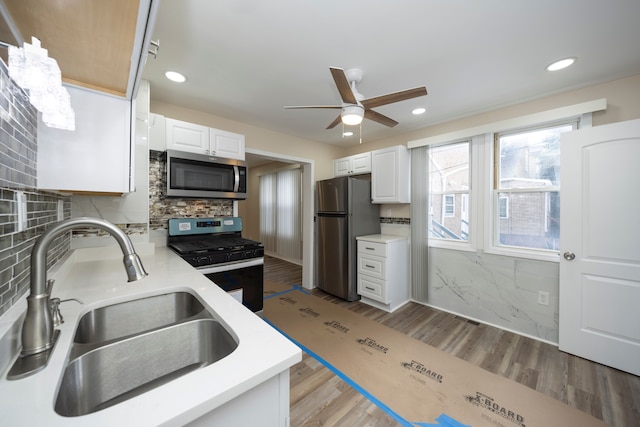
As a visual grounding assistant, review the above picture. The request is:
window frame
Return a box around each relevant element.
[411,101,600,263]
[427,137,480,252]
[484,118,580,262]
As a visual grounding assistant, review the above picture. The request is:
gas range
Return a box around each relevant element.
[167,217,263,268]
[167,217,264,313]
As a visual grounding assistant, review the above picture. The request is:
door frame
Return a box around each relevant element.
[245,148,315,290]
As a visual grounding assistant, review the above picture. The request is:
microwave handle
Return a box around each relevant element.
[233,165,240,192]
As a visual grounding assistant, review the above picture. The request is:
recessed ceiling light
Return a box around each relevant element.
[412,107,426,115]
[165,71,186,83]
[343,131,353,137]
[546,58,576,71]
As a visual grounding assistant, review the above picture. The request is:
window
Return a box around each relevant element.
[412,101,597,262]
[422,120,580,259]
[428,141,470,242]
[498,196,509,219]
[259,167,302,262]
[444,195,455,217]
[493,122,575,252]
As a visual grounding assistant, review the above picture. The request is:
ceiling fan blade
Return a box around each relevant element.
[361,86,427,109]
[284,105,341,109]
[329,67,357,104]
[326,115,342,129]
[364,109,398,127]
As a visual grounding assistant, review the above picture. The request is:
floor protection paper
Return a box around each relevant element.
[263,281,609,427]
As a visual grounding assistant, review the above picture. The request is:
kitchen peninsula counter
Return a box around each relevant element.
[0,244,301,426]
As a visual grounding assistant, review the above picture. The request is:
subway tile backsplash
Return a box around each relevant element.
[0,60,71,316]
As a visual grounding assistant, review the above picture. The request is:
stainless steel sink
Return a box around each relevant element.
[55,319,238,417]
[74,291,211,345]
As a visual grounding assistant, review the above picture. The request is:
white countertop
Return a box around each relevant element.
[356,233,409,243]
[0,244,301,426]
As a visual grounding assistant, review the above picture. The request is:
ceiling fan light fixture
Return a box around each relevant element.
[341,105,364,126]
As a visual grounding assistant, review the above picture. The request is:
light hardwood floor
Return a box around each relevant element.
[264,256,640,427]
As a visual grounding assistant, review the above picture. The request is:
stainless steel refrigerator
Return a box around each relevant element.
[315,176,380,301]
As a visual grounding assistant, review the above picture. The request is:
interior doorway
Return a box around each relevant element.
[238,148,314,289]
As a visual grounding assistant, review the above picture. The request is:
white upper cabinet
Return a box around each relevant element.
[333,152,371,176]
[165,118,245,160]
[371,145,411,203]
[209,128,246,160]
[165,118,209,153]
[37,85,133,194]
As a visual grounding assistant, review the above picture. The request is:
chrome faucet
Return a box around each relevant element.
[7,217,148,379]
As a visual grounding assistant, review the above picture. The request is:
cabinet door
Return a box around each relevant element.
[210,128,245,160]
[37,85,132,193]
[371,146,410,203]
[165,118,209,154]
[334,157,352,176]
[351,152,372,174]
[334,153,371,177]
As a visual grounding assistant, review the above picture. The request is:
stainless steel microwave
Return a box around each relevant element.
[166,150,248,199]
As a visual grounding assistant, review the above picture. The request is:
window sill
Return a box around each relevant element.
[484,246,560,263]
[428,239,477,253]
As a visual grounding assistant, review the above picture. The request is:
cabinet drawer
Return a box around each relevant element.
[358,276,386,303]
[358,254,385,280]
[358,240,387,257]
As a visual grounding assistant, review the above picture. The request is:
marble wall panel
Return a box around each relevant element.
[428,248,559,343]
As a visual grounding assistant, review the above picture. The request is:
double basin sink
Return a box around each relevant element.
[54,291,238,417]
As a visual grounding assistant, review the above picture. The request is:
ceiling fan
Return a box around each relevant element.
[284,67,427,129]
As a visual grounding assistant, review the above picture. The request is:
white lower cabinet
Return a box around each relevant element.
[185,371,290,427]
[356,234,409,312]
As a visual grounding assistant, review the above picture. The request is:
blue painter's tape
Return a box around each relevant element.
[262,318,414,427]
[263,283,310,300]
[437,413,472,427]
[263,285,469,427]
[412,413,472,426]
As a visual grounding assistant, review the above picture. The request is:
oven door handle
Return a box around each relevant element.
[197,257,264,274]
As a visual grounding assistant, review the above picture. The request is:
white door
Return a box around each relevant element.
[559,119,640,376]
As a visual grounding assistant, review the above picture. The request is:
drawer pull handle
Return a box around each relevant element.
[365,247,375,250]
[365,264,375,269]
[365,286,375,291]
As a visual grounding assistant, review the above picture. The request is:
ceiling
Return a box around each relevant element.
[0,0,140,96]
[1,1,638,148]
[142,0,640,147]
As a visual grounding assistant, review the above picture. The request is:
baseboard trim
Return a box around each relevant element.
[410,299,559,347]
